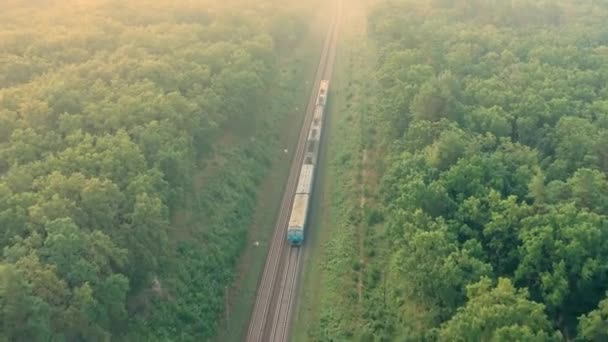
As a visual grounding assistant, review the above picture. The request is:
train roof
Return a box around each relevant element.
[319,80,329,90]
[296,164,314,194]
[288,193,309,229]
[308,126,320,140]
[313,106,324,123]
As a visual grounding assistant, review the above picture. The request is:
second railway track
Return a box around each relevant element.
[246,1,342,341]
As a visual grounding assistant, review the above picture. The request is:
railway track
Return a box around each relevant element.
[245,1,342,341]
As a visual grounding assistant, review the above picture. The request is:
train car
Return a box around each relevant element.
[287,80,329,246]
[317,80,329,106]
[287,193,309,245]
[288,164,315,245]
[311,107,323,136]
[305,124,320,165]
[296,164,315,195]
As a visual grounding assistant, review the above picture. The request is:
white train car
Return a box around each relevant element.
[288,164,315,245]
[296,164,315,195]
[317,80,329,106]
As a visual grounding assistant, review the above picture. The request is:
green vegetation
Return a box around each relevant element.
[304,0,608,341]
[214,8,328,342]
[294,0,382,340]
[0,0,314,340]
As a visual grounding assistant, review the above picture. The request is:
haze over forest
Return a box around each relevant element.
[0,0,311,340]
[2,0,608,341]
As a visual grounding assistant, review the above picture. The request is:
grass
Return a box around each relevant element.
[211,7,332,342]
[292,0,380,340]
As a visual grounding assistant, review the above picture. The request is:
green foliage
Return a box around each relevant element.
[0,0,310,340]
[579,295,608,341]
[391,223,492,319]
[357,0,608,340]
[438,278,557,342]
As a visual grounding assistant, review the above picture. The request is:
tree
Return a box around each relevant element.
[579,295,608,341]
[438,278,557,342]
[392,223,491,319]
[464,105,512,138]
[425,128,469,171]
[516,205,608,325]
[122,193,168,289]
[0,263,53,342]
[553,117,599,175]
[567,168,608,214]
[411,72,462,123]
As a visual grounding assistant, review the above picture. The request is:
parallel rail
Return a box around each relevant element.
[245,1,342,341]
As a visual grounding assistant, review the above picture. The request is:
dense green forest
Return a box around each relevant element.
[0,0,310,340]
[352,0,608,340]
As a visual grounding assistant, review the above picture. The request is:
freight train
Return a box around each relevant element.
[287,80,329,246]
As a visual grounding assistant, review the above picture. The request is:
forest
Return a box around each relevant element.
[0,0,309,340]
[6,0,608,340]
[356,0,608,340]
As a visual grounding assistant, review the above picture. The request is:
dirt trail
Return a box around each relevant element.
[357,149,367,302]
